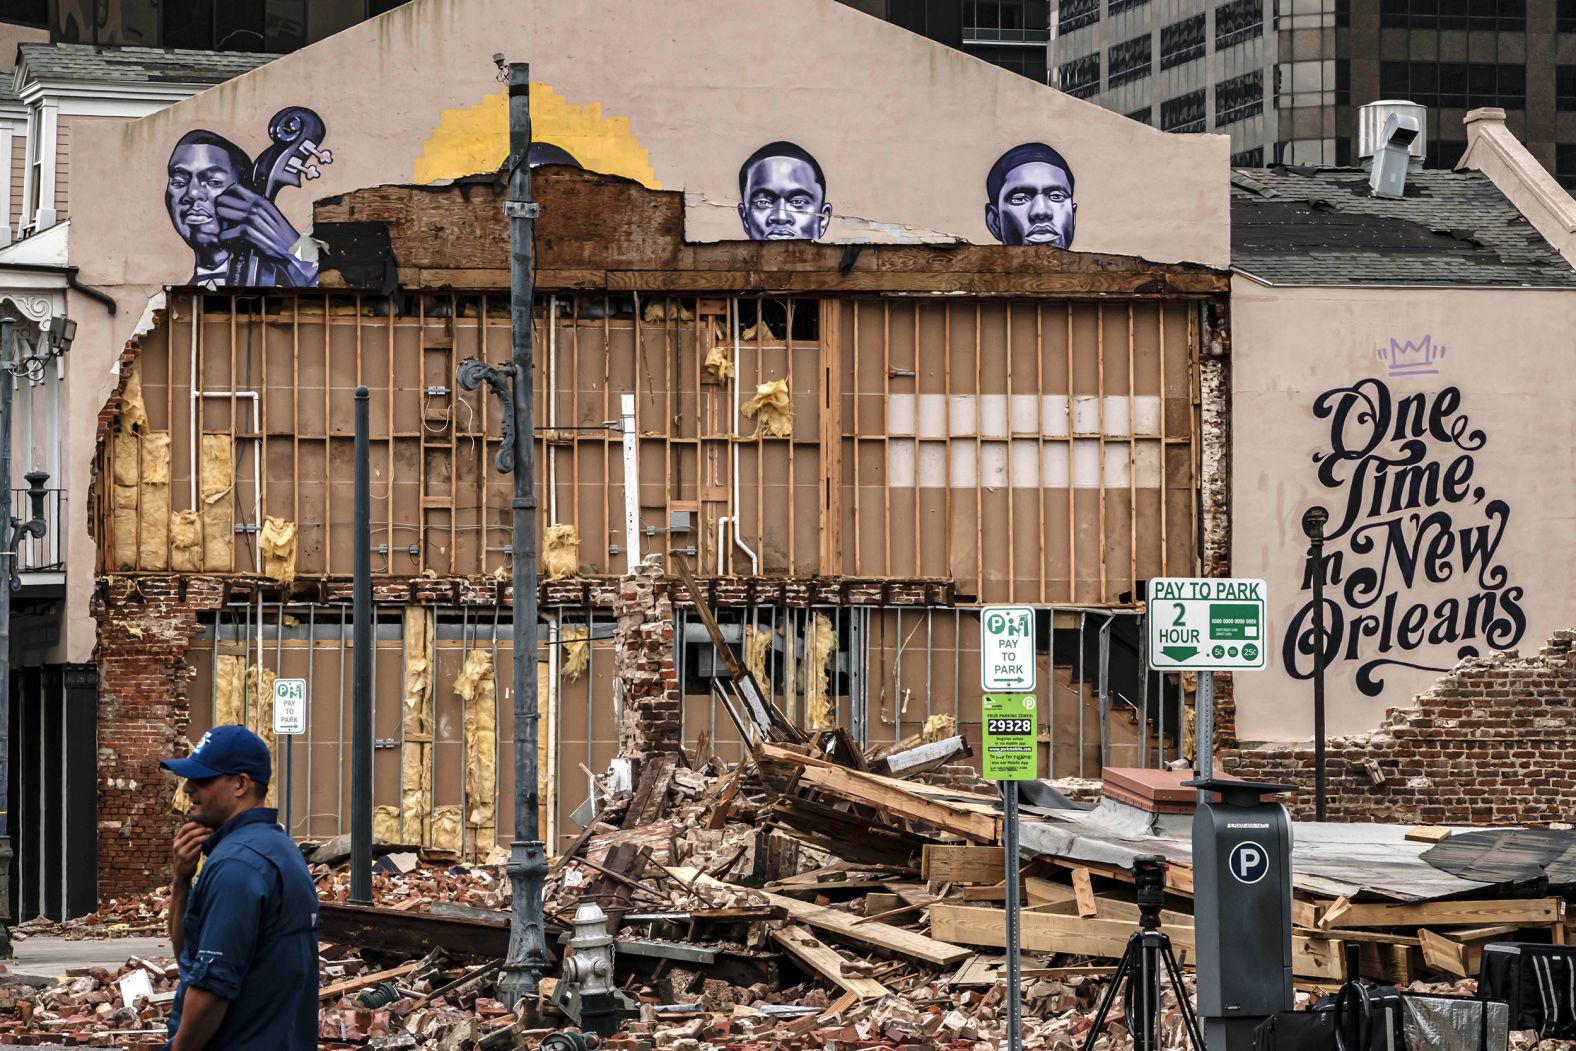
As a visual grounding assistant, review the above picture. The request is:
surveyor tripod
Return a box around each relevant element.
[1082,855,1206,1051]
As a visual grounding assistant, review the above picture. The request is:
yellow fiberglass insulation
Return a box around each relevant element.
[804,613,837,730]
[259,516,298,583]
[542,523,580,580]
[742,380,793,437]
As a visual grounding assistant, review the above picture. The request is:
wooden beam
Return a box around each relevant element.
[1403,826,1454,844]
[1024,876,1078,907]
[319,962,421,1002]
[922,845,1006,884]
[1045,855,1195,897]
[1071,869,1097,918]
[761,746,999,842]
[667,867,970,967]
[1331,898,1562,929]
[1418,929,1471,979]
[772,926,891,1000]
[929,905,1343,980]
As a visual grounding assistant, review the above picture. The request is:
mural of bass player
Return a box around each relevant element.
[165,107,333,289]
[985,142,1077,249]
[737,141,832,241]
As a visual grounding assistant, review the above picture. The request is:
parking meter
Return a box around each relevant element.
[1184,777,1296,1051]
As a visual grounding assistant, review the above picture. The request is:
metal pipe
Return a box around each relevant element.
[1302,507,1329,822]
[0,319,17,948]
[350,385,373,904]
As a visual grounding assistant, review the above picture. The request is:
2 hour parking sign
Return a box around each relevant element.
[1146,577,1268,671]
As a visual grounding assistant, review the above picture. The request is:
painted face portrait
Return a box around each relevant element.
[737,141,832,241]
[167,138,247,252]
[985,143,1077,249]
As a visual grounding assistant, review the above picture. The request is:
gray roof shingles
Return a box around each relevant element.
[1231,165,1576,287]
[16,43,278,86]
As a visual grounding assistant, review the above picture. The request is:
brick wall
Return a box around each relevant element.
[613,556,683,768]
[1222,629,1576,824]
[94,575,225,901]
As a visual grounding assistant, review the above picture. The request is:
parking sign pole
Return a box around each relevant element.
[1195,671,1213,803]
[1004,780,1022,1051]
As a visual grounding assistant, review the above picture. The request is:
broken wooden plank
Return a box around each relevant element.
[614,940,718,965]
[1319,896,1352,930]
[1044,855,1194,896]
[1332,898,1562,929]
[1071,869,1097,919]
[318,962,421,1002]
[1024,876,1078,906]
[1404,826,1454,844]
[318,901,508,959]
[667,866,970,967]
[922,845,1006,884]
[624,755,679,829]
[872,736,971,779]
[1418,929,1471,978]
[759,743,999,842]
[772,926,891,999]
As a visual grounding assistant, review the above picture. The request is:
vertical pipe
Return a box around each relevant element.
[0,319,16,943]
[1197,671,1214,791]
[620,394,638,572]
[1303,507,1329,822]
[351,386,373,904]
[1097,615,1111,774]
[1003,781,1023,1051]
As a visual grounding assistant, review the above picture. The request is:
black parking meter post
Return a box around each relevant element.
[1184,777,1298,1051]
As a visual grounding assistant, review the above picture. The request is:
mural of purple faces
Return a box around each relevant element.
[985,142,1076,249]
[166,107,333,289]
[737,141,832,241]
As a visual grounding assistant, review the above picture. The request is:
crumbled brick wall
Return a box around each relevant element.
[614,555,682,766]
[1222,630,1576,824]
[94,575,225,901]
[1198,305,1238,753]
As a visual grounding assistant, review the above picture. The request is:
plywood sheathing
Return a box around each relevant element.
[542,523,580,580]
[454,648,497,860]
[743,380,793,438]
[400,607,435,845]
[804,613,836,730]
[200,433,234,571]
[259,517,298,583]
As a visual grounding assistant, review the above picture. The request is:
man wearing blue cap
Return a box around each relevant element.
[160,725,319,1050]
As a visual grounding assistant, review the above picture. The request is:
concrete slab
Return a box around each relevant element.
[8,935,174,983]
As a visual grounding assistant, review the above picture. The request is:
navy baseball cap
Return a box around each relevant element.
[161,725,272,785]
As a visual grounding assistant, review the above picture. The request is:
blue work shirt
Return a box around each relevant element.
[166,807,319,1051]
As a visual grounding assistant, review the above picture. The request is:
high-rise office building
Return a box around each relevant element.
[841,0,1573,188]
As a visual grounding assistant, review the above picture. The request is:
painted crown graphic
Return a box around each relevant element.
[1375,335,1445,377]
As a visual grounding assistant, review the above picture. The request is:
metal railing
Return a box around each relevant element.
[15,487,64,572]
[964,25,1052,43]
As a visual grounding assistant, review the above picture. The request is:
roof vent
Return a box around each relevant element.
[1369,111,1420,199]
[1359,100,1426,170]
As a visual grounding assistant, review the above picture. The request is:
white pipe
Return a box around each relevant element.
[728,301,759,575]
[547,295,557,527]
[188,298,200,510]
[620,393,638,573]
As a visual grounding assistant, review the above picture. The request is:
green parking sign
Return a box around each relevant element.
[982,694,1038,781]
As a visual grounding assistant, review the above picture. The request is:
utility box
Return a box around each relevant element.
[1185,777,1295,1051]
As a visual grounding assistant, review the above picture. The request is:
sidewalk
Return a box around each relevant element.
[8,935,173,984]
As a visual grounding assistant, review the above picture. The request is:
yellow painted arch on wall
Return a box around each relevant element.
[415,82,660,188]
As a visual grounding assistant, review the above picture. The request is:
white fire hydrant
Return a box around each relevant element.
[560,902,617,1000]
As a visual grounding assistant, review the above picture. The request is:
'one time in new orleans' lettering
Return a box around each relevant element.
[1281,378,1525,696]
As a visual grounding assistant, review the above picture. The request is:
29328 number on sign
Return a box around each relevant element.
[987,717,1033,735]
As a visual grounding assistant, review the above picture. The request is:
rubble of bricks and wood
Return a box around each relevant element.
[5,702,1576,1051]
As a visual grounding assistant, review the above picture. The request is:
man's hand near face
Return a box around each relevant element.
[169,821,208,954]
[214,184,318,285]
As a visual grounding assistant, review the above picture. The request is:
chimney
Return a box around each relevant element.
[1359,100,1427,170]
[1369,111,1421,198]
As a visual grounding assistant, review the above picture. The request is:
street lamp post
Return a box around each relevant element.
[1301,506,1329,823]
[456,58,547,1012]
[0,317,52,955]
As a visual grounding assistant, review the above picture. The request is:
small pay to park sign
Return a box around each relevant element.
[981,605,1036,692]
[272,677,307,735]
[982,694,1039,781]
[1147,577,1268,671]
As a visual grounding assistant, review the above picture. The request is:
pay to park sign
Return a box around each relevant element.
[1147,577,1268,671]
[982,694,1039,781]
[981,605,1036,692]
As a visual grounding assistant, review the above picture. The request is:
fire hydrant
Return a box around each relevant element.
[553,902,636,1036]
[560,903,617,1000]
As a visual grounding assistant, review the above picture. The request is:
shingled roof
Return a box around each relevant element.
[1231,165,1576,287]
[16,43,278,86]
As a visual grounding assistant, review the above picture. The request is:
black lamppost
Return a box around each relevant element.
[0,316,54,955]
[1301,506,1329,822]
[456,58,548,1012]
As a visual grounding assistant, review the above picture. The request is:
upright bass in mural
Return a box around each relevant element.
[165,107,333,290]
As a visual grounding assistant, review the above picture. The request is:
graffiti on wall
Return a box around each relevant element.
[985,142,1076,249]
[166,107,333,289]
[1281,340,1526,697]
[736,141,832,241]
